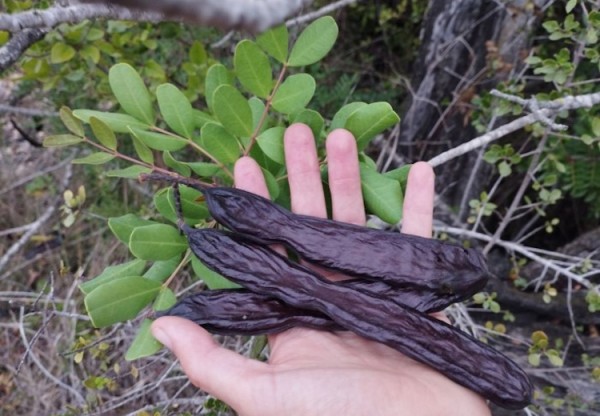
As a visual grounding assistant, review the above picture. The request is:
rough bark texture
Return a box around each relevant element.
[397,0,551,213]
[0,29,47,73]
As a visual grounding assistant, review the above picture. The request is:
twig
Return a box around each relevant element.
[0,163,73,274]
[0,104,59,117]
[82,0,314,32]
[0,4,164,31]
[17,306,86,405]
[286,0,359,27]
[0,155,73,197]
[427,91,600,167]
[436,226,593,289]
[0,28,47,72]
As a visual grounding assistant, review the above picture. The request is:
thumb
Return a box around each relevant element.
[151,316,266,408]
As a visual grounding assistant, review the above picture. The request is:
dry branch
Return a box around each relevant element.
[82,0,315,32]
[0,29,47,72]
[427,91,600,168]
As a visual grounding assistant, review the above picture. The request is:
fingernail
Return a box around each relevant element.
[152,325,173,350]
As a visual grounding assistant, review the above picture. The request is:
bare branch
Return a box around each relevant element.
[83,0,315,32]
[428,91,600,167]
[437,225,593,289]
[0,4,165,32]
[0,29,47,72]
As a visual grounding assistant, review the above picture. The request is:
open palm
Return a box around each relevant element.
[152,124,491,416]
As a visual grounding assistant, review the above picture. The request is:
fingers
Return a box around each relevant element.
[234,156,270,198]
[284,123,327,217]
[400,162,435,238]
[326,129,365,225]
[151,317,265,409]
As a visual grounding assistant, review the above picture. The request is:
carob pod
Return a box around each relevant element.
[141,174,489,298]
[159,277,453,336]
[202,186,489,297]
[157,289,342,335]
[180,227,532,410]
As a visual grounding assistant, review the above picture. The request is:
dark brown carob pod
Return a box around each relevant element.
[157,289,342,335]
[140,173,489,299]
[181,227,532,410]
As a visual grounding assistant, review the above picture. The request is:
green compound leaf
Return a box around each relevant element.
[205,64,234,111]
[109,63,154,125]
[89,116,117,150]
[105,165,151,179]
[248,97,269,137]
[257,24,289,63]
[108,214,156,244]
[144,256,182,283]
[59,107,84,137]
[288,16,338,67]
[73,110,150,133]
[129,127,188,152]
[200,122,241,165]
[191,256,241,289]
[272,74,316,114]
[234,40,273,99]
[85,277,161,328]
[79,259,147,295]
[360,164,403,224]
[330,102,367,131]
[50,43,76,64]
[125,319,163,361]
[345,102,400,150]
[43,134,84,148]
[257,126,285,164]
[129,224,188,261]
[212,85,253,137]
[156,83,195,139]
[72,152,115,165]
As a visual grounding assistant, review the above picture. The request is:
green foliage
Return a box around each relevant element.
[48,16,403,359]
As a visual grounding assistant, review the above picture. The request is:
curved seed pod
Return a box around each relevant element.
[157,289,342,335]
[184,227,532,410]
[201,186,489,298]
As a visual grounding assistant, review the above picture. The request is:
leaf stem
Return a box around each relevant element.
[244,63,288,156]
[150,126,234,179]
[163,250,192,289]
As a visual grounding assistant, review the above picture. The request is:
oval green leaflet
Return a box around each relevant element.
[234,40,273,99]
[109,63,155,125]
[84,276,162,328]
[288,16,338,67]
[129,224,188,261]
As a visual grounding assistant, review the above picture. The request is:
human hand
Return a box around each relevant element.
[152,124,491,416]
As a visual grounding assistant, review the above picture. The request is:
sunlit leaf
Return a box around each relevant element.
[288,16,338,66]
[72,152,115,165]
[212,85,253,137]
[360,164,403,224]
[257,127,285,164]
[200,122,241,164]
[271,74,315,114]
[105,165,152,179]
[129,224,188,260]
[85,277,161,327]
[205,64,233,111]
[73,110,150,133]
[90,117,117,150]
[125,319,163,360]
[156,83,195,139]
[109,63,155,124]
[43,134,84,147]
[345,102,400,150]
[79,259,147,295]
[129,127,188,151]
[108,214,156,244]
[257,24,289,63]
[234,40,273,99]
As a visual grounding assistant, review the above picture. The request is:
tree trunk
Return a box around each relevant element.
[396,0,551,216]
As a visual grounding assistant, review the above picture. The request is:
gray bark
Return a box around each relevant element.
[0,29,47,73]
[397,0,552,214]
